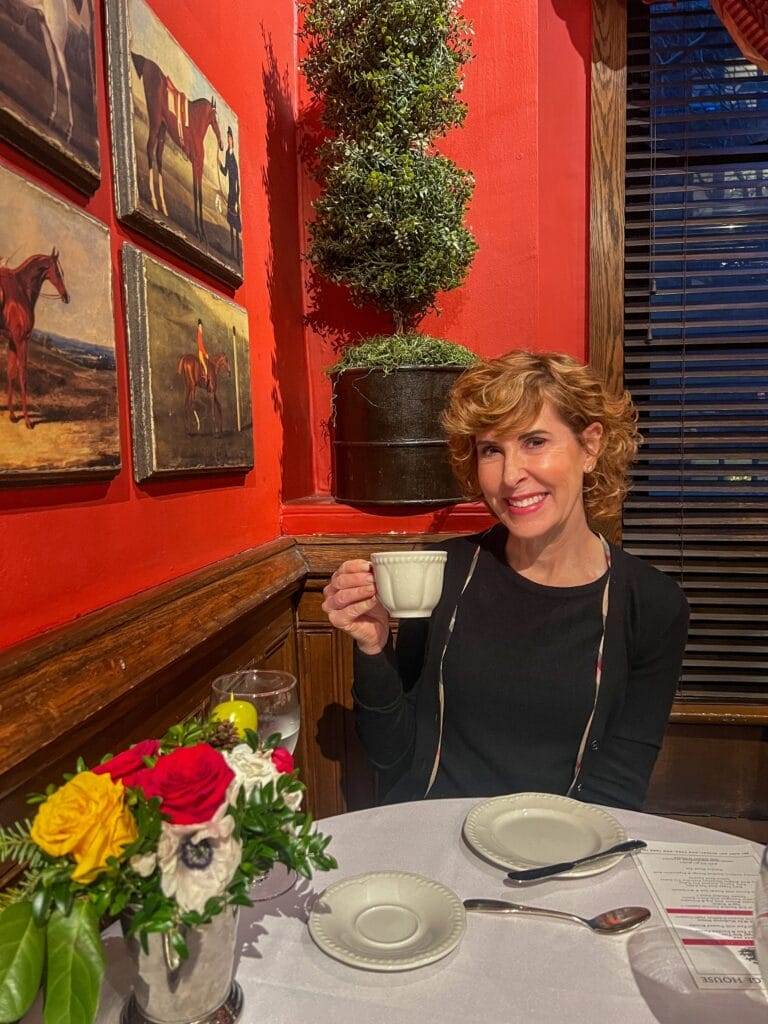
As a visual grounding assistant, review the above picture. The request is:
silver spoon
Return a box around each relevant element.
[463,899,651,935]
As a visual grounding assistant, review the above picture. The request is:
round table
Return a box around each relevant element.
[60,800,768,1024]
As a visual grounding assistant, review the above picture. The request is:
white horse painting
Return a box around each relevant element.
[18,0,92,141]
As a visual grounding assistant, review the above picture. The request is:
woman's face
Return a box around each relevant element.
[475,400,603,542]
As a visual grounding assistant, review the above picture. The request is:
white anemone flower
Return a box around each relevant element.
[225,744,302,811]
[156,804,242,914]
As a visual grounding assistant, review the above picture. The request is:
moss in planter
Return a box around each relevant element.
[327,333,476,375]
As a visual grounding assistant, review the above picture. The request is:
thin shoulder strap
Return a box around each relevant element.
[424,530,492,796]
[566,534,612,795]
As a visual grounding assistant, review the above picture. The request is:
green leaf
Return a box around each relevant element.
[31,887,52,928]
[0,901,45,1023]
[169,930,189,961]
[52,883,73,918]
[44,902,105,1024]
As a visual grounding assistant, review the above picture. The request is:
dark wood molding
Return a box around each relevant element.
[297,532,475,576]
[282,498,494,537]
[0,539,307,781]
[670,703,768,726]
[295,584,376,818]
[589,0,627,396]
[1,538,303,681]
[589,0,627,544]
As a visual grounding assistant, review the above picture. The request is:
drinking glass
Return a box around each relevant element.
[211,670,300,752]
[755,845,768,985]
[211,670,300,900]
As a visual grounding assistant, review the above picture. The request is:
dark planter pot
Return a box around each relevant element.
[331,366,465,505]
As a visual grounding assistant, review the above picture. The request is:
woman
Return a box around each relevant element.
[219,126,241,264]
[322,351,689,810]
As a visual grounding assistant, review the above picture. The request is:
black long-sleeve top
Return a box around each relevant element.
[353,525,689,810]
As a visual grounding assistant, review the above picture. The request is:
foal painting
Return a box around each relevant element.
[122,245,252,482]
[0,164,118,482]
[106,0,243,286]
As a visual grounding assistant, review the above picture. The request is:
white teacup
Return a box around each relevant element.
[370,551,448,618]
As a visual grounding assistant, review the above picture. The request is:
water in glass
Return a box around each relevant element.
[211,670,300,752]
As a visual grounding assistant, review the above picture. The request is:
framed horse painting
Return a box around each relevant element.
[0,162,119,483]
[106,0,243,287]
[0,0,100,192]
[122,245,253,482]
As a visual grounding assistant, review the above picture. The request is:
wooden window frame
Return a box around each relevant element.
[589,0,628,543]
[588,0,767,707]
[589,0,628,404]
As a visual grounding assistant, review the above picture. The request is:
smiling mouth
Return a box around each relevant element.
[504,492,549,512]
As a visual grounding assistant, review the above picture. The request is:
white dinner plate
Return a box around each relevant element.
[463,792,628,878]
[308,871,466,971]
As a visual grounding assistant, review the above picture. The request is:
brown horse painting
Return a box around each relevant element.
[131,52,223,241]
[177,351,230,434]
[0,249,69,429]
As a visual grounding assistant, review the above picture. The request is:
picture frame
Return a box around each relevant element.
[106,0,243,287]
[122,244,253,482]
[0,162,120,483]
[0,0,101,193]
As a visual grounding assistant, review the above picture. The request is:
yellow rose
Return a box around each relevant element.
[31,771,138,883]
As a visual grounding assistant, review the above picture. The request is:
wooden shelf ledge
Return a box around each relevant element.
[670,702,768,726]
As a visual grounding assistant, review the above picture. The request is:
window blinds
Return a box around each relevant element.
[624,0,768,698]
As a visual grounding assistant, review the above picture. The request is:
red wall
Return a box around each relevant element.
[296,0,592,498]
[0,0,307,650]
[1,0,592,649]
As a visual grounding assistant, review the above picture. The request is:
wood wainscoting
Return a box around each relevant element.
[1,531,766,882]
[0,539,306,886]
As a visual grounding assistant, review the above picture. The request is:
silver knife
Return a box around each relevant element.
[506,839,647,882]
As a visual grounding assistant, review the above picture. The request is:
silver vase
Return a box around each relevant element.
[120,909,242,1024]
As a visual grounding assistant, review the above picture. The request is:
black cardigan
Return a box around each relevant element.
[353,526,689,810]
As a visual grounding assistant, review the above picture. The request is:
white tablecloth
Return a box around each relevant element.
[33,800,768,1024]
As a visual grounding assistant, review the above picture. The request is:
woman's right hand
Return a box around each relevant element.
[321,559,390,656]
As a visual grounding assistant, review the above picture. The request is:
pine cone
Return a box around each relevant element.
[209,720,239,751]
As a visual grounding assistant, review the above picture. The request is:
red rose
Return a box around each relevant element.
[132,744,234,825]
[271,747,294,774]
[93,739,161,788]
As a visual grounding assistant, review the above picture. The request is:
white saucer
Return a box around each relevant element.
[463,792,627,878]
[308,871,466,971]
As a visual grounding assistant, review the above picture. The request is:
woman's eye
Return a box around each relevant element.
[523,436,546,449]
[478,444,500,457]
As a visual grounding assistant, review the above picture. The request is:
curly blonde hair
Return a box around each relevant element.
[441,350,641,524]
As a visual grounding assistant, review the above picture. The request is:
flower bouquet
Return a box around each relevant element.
[0,717,335,1024]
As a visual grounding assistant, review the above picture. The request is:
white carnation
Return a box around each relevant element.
[225,744,281,797]
[225,744,302,810]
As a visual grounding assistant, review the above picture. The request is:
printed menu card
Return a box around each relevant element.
[636,842,763,990]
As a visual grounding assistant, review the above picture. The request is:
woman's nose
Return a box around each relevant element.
[502,454,527,487]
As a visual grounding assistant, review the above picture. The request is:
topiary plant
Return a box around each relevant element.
[327,332,476,374]
[301,0,478,345]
